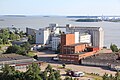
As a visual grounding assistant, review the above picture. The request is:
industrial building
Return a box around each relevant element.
[35,24,61,45]
[28,24,103,52]
[36,28,50,44]
[66,24,104,48]
[61,33,75,54]
[59,33,99,64]
[0,54,42,71]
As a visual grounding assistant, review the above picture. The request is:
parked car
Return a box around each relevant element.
[66,70,84,77]
[73,71,85,77]
[51,57,59,61]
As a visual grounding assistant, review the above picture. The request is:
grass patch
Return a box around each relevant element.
[26,51,36,57]
[0,44,12,47]
[85,73,103,80]
[0,44,12,54]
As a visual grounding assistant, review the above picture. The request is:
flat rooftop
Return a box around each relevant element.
[82,53,120,66]
[65,43,90,47]
[0,54,31,61]
[0,54,39,66]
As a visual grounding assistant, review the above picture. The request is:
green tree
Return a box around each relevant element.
[102,73,109,80]
[54,70,61,80]
[9,32,16,40]
[13,71,25,80]
[5,45,21,53]
[102,73,115,80]
[25,63,41,80]
[110,44,118,52]
[48,72,56,80]
[109,74,115,80]
[2,29,9,39]
[1,64,16,80]
[16,47,26,55]
[41,70,48,80]
[62,63,66,68]
[115,71,120,80]
[0,28,9,44]
[19,31,24,38]
[46,64,53,73]
[64,76,73,80]
[2,37,9,44]
[0,39,3,44]
[21,42,31,53]
[28,35,35,44]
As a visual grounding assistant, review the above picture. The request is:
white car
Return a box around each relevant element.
[52,57,59,61]
[73,71,85,77]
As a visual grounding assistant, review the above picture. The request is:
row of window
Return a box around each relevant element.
[60,59,75,62]
[59,55,78,58]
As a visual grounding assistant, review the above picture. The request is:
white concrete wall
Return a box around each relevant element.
[44,29,50,44]
[79,33,91,43]
[36,29,50,44]
[52,37,60,50]
[75,32,79,43]
[36,29,44,44]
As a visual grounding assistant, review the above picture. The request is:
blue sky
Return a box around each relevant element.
[0,0,120,16]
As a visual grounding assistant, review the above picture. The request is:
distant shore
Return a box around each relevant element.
[75,19,102,22]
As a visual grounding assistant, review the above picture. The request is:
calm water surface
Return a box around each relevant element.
[0,16,120,47]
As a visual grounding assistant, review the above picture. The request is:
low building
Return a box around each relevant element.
[59,51,97,64]
[63,43,90,54]
[86,46,99,52]
[52,37,60,50]
[81,53,120,70]
[12,38,28,45]
[26,27,37,36]
[0,54,42,71]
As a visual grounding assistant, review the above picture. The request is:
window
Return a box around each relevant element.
[39,32,41,35]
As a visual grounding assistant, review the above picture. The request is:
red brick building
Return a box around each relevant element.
[59,51,97,64]
[86,46,99,52]
[59,33,99,64]
[61,33,75,54]
[63,43,90,54]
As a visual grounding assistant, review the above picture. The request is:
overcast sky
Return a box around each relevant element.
[0,0,120,16]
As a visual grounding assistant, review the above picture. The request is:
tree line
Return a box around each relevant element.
[102,71,120,80]
[0,28,35,45]
[0,28,25,44]
[0,63,76,80]
[5,42,31,55]
[1,62,120,80]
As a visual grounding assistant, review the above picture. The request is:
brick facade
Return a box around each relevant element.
[59,51,97,64]
[61,34,75,54]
